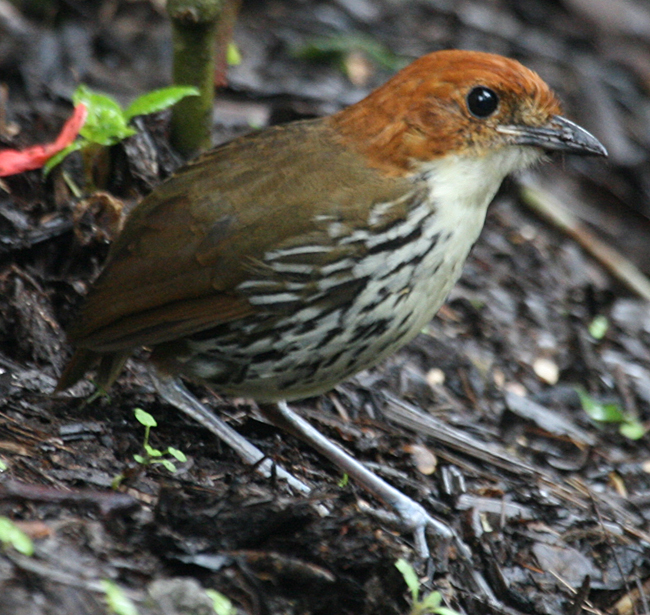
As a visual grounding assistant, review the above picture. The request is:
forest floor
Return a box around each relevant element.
[1,1,650,614]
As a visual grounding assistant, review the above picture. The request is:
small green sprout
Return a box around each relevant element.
[101,580,139,615]
[44,84,199,174]
[0,459,8,472]
[338,473,350,488]
[133,408,188,472]
[226,42,242,66]
[588,315,609,340]
[395,559,460,615]
[0,517,34,556]
[205,589,237,615]
[577,389,646,440]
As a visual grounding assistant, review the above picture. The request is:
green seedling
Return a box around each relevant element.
[0,459,7,471]
[577,389,646,440]
[206,589,237,615]
[101,580,139,615]
[395,559,460,615]
[133,408,188,472]
[588,315,609,340]
[338,472,350,488]
[44,84,199,175]
[0,517,34,556]
[469,297,485,310]
[226,42,242,66]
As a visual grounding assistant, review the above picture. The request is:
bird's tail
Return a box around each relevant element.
[55,349,130,392]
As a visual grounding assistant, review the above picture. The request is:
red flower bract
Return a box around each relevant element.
[0,103,87,177]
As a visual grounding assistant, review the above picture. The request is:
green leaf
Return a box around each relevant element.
[433,608,463,615]
[205,589,236,615]
[577,390,625,423]
[124,86,199,121]
[134,408,157,428]
[338,473,349,488]
[589,315,609,340]
[395,558,419,602]
[0,517,34,556]
[73,84,120,112]
[227,42,242,66]
[43,139,86,176]
[87,122,136,146]
[0,459,7,472]
[144,444,163,457]
[417,591,442,612]
[133,454,147,465]
[73,85,134,146]
[101,579,139,615]
[167,447,187,462]
[160,459,177,473]
[620,420,646,440]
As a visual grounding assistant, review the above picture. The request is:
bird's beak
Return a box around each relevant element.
[497,115,608,157]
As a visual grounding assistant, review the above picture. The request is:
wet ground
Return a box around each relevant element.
[1,1,650,614]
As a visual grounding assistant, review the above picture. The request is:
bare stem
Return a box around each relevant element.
[167,0,223,156]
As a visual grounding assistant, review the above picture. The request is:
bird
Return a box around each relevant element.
[56,49,606,556]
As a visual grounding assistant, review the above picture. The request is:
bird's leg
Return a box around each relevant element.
[260,402,497,600]
[151,375,491,582]
[259,400,454,559]
[150,372,311,494]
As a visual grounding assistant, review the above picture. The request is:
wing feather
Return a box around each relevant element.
[68,119,415,352]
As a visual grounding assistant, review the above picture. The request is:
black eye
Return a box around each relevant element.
[466,86,499,118]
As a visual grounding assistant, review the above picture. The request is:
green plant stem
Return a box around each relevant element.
[167,0,223,156]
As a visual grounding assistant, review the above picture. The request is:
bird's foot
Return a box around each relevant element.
[259,401,455,559]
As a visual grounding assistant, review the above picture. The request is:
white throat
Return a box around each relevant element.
[418,145,543,219]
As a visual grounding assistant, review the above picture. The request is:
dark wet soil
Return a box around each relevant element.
[1,1,650,614]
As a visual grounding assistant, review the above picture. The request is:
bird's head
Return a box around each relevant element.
[330,50,606,177]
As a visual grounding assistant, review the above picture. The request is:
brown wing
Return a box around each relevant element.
[69,118,415,354]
